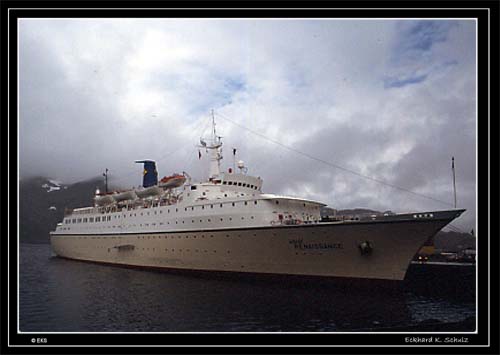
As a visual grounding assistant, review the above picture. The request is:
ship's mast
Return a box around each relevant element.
[200,110,223,180]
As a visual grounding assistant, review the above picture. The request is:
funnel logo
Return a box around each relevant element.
[135,160,158,187]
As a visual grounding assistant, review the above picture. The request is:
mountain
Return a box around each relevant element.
[19,176,107,244]
[433,230,476,252]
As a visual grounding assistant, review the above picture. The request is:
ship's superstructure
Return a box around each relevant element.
[50,115,465,281]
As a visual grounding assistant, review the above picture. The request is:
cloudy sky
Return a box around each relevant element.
[19,19,476,231]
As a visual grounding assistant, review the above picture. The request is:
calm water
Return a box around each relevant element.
[19,243,475,332]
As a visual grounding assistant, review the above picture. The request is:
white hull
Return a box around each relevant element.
[50,214,458,281]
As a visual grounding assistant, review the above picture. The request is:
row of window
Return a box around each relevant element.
[60,231,287,239]
[65,215,112,224]
[63,215,259,229]
[222,181,259,189]
[66,200,263,224]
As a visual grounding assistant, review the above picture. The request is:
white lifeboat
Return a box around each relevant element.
[135,185,162,199]
[94,193,115,206]
[112,190,137,202]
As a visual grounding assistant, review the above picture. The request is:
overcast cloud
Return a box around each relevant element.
[19,19,477,231]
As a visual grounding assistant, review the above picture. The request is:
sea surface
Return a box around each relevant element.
[19,243,476,332]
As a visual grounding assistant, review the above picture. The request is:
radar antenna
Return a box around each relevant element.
[198,110,223,179]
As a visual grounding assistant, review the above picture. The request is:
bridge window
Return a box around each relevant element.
[72,219,76,223]
[254,201,257,205]
[228,181,233,185]
[191,185,197,190]
[223,181,227,185]
[232,202,235,207]
[244,201,248,205]
[238,182,242,186]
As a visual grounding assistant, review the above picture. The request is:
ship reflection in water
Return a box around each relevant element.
[20,244,475,332]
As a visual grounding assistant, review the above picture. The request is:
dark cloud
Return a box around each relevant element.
[18,19,477,232]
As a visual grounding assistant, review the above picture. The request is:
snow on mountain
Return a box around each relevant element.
[41,179,64,192]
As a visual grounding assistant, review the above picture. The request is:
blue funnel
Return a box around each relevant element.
[135,160,158,187]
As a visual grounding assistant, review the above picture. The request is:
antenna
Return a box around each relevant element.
[211,109,216,142]
[103,168,109,193]
[232,147,237,172]
[452,157,457,208]
[198,110,223,179]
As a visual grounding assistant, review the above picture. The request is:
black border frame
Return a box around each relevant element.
[2,1,498,353]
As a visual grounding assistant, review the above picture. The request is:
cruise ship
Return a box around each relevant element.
[50,117,465,281]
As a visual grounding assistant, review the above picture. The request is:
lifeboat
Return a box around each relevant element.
[94,193,115,206]
[135,185,162,199]
[159,173,186,189]
[112,190,137,202]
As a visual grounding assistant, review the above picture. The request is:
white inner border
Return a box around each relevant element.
[9,11,488,348]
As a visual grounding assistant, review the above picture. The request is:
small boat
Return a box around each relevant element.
[135,185,162,199]
[159,173,186,189]
[94,193,115,206]
[112,190,137,202]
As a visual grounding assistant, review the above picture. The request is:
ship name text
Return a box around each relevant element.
[289,239,343,250]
